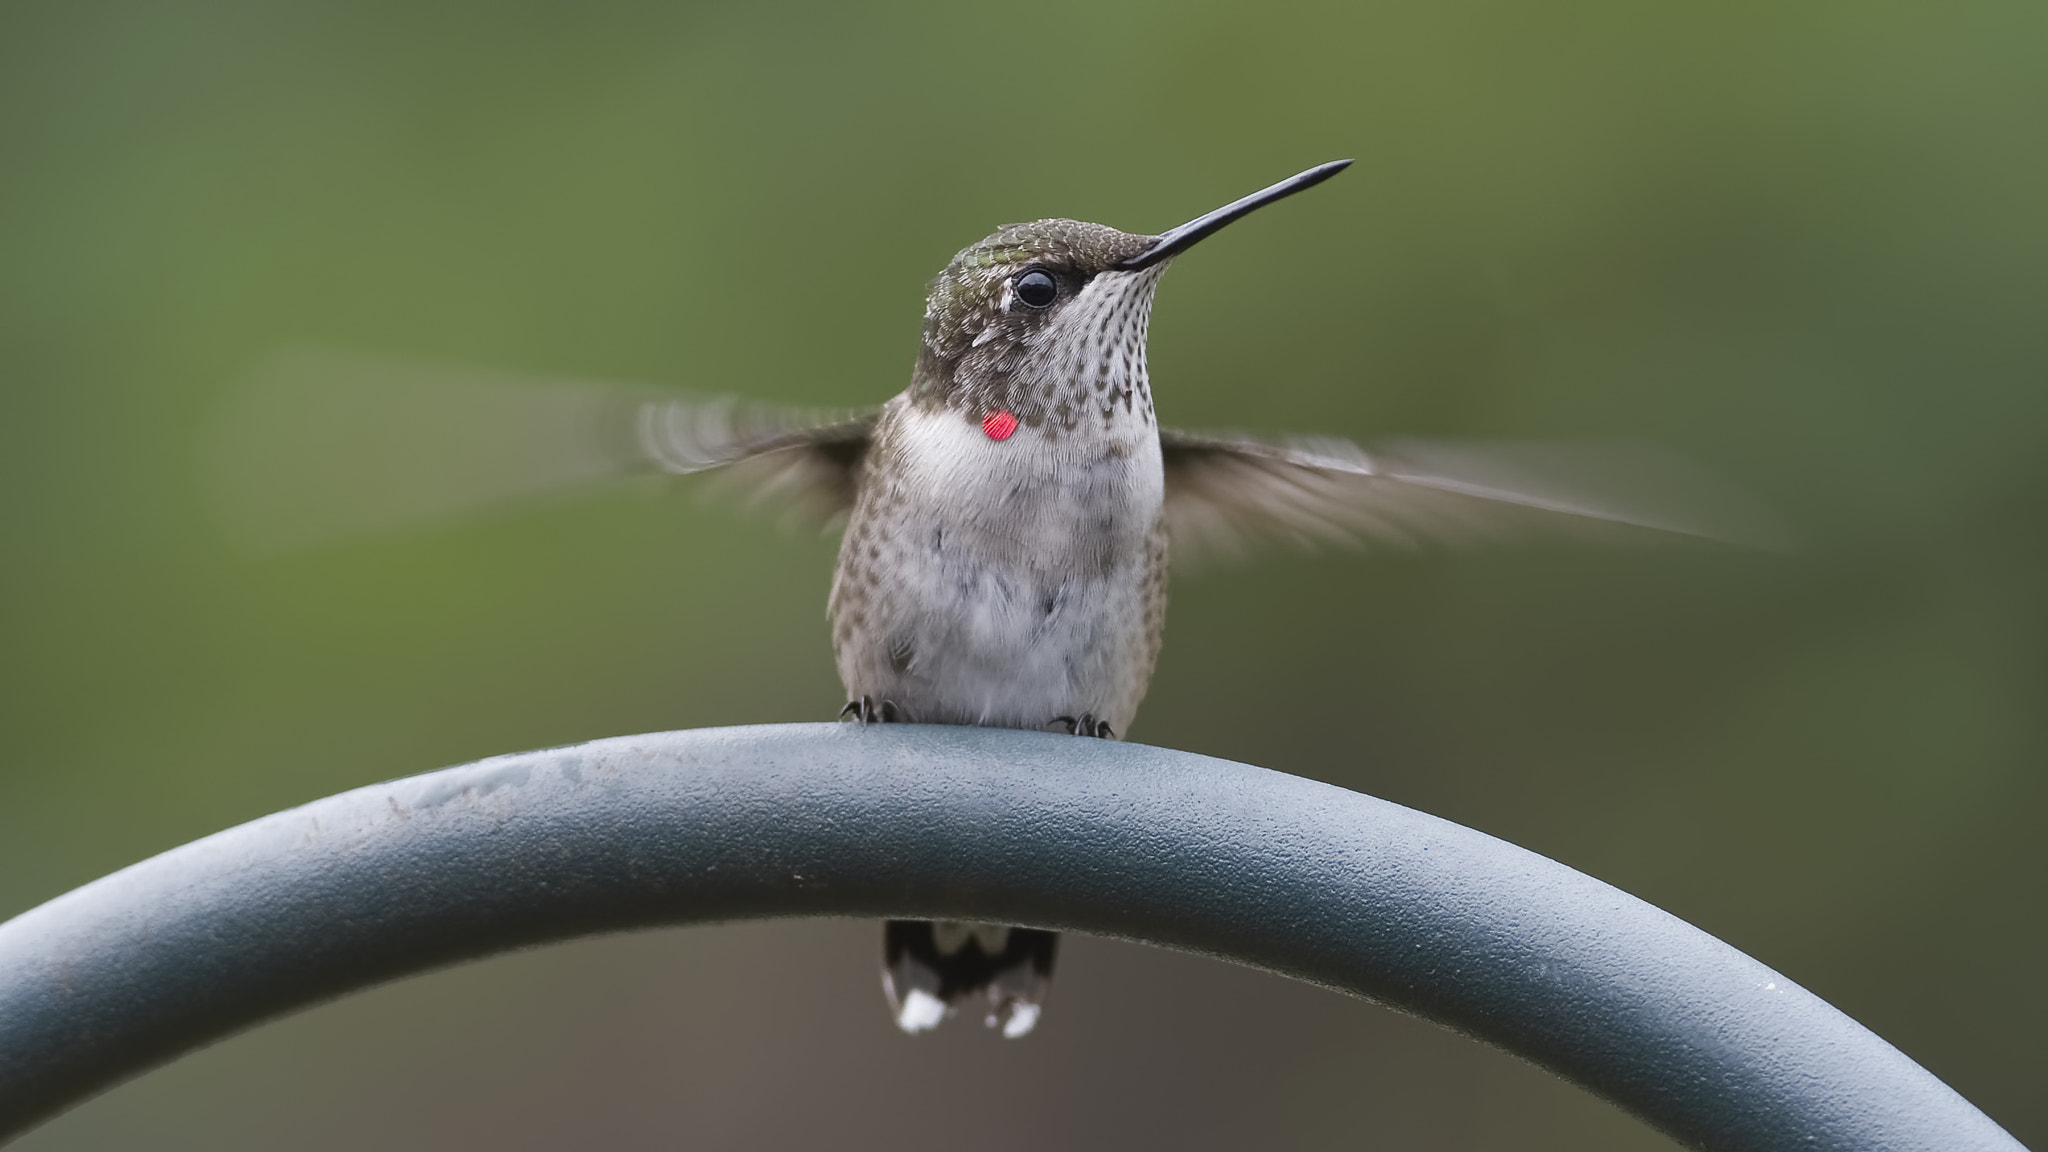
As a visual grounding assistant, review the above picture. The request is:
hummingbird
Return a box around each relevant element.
[217,160,1781,1039]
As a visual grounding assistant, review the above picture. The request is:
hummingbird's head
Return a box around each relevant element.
[908,161,1352,438]
[912,220,1163,432]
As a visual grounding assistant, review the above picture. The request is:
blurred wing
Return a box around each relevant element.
[1159,428,1790,564]
[209,348,876,552]
[635,392,876,518]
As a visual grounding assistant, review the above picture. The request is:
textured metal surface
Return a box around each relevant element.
[0,724,2022,1149]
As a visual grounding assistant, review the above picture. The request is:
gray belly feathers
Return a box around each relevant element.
[829,402,1165,735]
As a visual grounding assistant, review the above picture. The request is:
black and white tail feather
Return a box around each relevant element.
[883,920,1058,1038]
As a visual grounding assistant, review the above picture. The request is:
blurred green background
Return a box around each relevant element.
[3,1,2044,1148]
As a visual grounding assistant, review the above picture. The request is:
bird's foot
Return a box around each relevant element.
[1051,712,1115,740]
[840,696,908,725]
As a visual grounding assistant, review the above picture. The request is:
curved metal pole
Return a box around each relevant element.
[0,724,2021,1150]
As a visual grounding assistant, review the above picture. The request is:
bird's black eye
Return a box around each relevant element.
[1014,269,1058,309]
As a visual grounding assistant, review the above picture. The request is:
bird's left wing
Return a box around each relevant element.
[1159,428,1788,564]
[209,348,878,551]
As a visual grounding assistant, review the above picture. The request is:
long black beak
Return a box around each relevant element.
[1117,159,1352,272]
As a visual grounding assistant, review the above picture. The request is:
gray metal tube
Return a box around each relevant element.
[0,724,2022,1150]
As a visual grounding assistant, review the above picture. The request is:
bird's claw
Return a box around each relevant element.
[1051,713,1114,739]
[841,696,907,725]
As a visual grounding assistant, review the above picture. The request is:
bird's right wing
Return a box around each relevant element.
[635,392,877,519]
[209,348,877,551]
